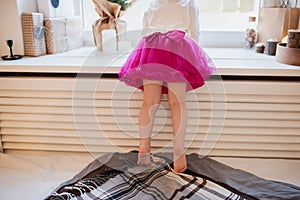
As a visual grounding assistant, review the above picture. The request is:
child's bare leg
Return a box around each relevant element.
[168,82,187,173]
[138,79,162,165]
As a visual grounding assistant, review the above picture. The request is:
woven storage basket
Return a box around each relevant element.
[276,43,300,66]
[44,18,68,54]
[44,17,82,54]
[21,13,46,57]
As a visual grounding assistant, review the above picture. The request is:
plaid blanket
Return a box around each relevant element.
[46,156,244,200]
[46,151,300,200]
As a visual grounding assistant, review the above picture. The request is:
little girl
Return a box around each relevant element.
[118,0,216,173]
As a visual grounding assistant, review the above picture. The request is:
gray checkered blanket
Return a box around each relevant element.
[45,151,300,200]
[46,156,243,200]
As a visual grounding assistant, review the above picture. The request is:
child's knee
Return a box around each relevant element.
[142,98,161,108]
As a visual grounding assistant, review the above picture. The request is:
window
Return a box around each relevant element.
[82,0,99,30]
[81,0,260,47]
[197,0,259,30]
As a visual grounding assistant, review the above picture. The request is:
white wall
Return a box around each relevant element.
[0,0,37,57]
[17,0,37,13]
[0,0,21,56]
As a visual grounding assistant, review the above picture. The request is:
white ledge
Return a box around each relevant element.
[0,47,299,77]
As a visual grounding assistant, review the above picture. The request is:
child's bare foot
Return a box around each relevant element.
[138,136,151,165]
[137,151,152,166]
[173,154,187,173]
[138,137,151,165]
[137,142,151,166]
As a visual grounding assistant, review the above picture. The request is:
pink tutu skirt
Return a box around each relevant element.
[118,30,216,94]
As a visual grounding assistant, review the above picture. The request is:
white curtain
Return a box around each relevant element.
[206,0,223,11]
[240,0,255,12]
[197,0,207,11]
[223,0,239,12]
[260,0,300,7]
[260,0,281,7]
[196,0,256,12]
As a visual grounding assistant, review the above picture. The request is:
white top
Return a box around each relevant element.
[142,0,200,42]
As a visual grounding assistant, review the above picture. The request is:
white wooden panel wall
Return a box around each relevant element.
[0,76,299,158]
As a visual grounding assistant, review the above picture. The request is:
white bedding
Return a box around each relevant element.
[0,152,300,200]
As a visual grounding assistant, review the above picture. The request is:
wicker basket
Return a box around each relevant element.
[44,17,83,54]
[21,13,46,57]
[44,18,68,54]
[276,43,300,66]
